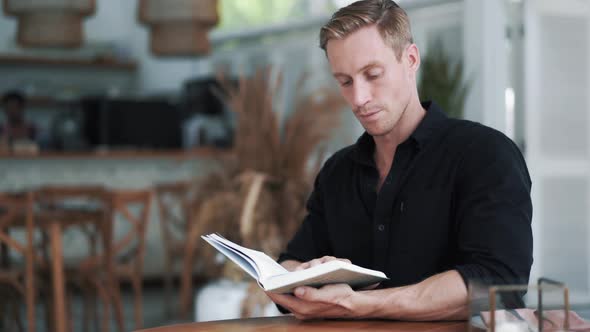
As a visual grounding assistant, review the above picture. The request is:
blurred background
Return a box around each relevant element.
[0,0,588,330]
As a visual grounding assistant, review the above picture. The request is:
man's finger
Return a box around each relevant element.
[308,258,324,268]
[319,256,336,263]
[359,282,380,290]
[296,256,353,271]
[319,256,351,265]
[268,290,335,317]
[294,262,310,271]
[294,284,351,303]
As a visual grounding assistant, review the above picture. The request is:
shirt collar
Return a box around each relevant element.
[351,101,449,165]
[411,100,448,149]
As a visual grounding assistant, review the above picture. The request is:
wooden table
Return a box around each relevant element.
[135,316,470,332]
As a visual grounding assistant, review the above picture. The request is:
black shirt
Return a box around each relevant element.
[278,101,533,291]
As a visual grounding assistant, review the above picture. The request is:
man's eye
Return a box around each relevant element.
[367,72,382,80]
[340,80,352,87]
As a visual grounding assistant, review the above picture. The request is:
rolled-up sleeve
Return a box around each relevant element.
[453,129,533,292]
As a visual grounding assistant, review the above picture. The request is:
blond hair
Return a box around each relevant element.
[320,0,413,61]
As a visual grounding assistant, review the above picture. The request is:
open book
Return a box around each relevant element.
[202,233,388,293]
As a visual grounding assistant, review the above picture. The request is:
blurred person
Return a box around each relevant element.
[267,0,532,321]
[1,91,37,145]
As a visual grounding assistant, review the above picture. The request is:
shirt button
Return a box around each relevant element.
[377,224,385,231]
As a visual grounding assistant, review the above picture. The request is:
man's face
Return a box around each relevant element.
[327,25,418,137]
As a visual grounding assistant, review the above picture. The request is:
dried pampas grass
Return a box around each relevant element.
[188,66,345,313]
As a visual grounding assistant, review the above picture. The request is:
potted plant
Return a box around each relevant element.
[418,38,469,119]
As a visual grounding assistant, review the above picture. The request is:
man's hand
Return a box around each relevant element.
[273,256,380,320]
[266,283,377,320]
[268,263,469,321]
[291,256,352,271]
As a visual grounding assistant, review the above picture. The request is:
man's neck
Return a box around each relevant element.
[372,99,426,177]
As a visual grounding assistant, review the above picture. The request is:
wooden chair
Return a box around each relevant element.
[0,191,36,332]
[154,181,196,317]
[74,189,153,331]
[35,185,112,332]
[36,187,152,331]
[108,189,153,331]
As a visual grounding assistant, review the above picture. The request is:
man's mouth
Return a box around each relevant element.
[358,109,381,120]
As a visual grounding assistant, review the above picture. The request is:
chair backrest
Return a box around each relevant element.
[0,191,35,267]
[35,185,108,211]
[35,185,111,259]
[154,181,196,247]
[109,189,153,272]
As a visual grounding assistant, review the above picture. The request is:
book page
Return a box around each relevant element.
[209,233,287,280]
[202,234,389,294]
[263,260,387,293]
[201,235,259,280]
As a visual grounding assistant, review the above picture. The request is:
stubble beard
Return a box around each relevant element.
[362,99,411,138]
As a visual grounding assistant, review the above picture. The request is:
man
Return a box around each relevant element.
[267,0,532,321]
[1,91,36,144]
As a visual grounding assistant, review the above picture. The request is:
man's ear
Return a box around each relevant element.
[405,44,421,71]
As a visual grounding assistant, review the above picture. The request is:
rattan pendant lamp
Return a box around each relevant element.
[138,0,219,56]
[2,0,96,48]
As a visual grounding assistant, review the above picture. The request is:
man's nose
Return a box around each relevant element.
[351,81,371,108]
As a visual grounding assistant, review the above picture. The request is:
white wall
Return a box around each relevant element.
[525,0,590,304]
[463,0,508,133]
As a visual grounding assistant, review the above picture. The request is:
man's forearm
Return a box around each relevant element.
[362,270,469,320]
